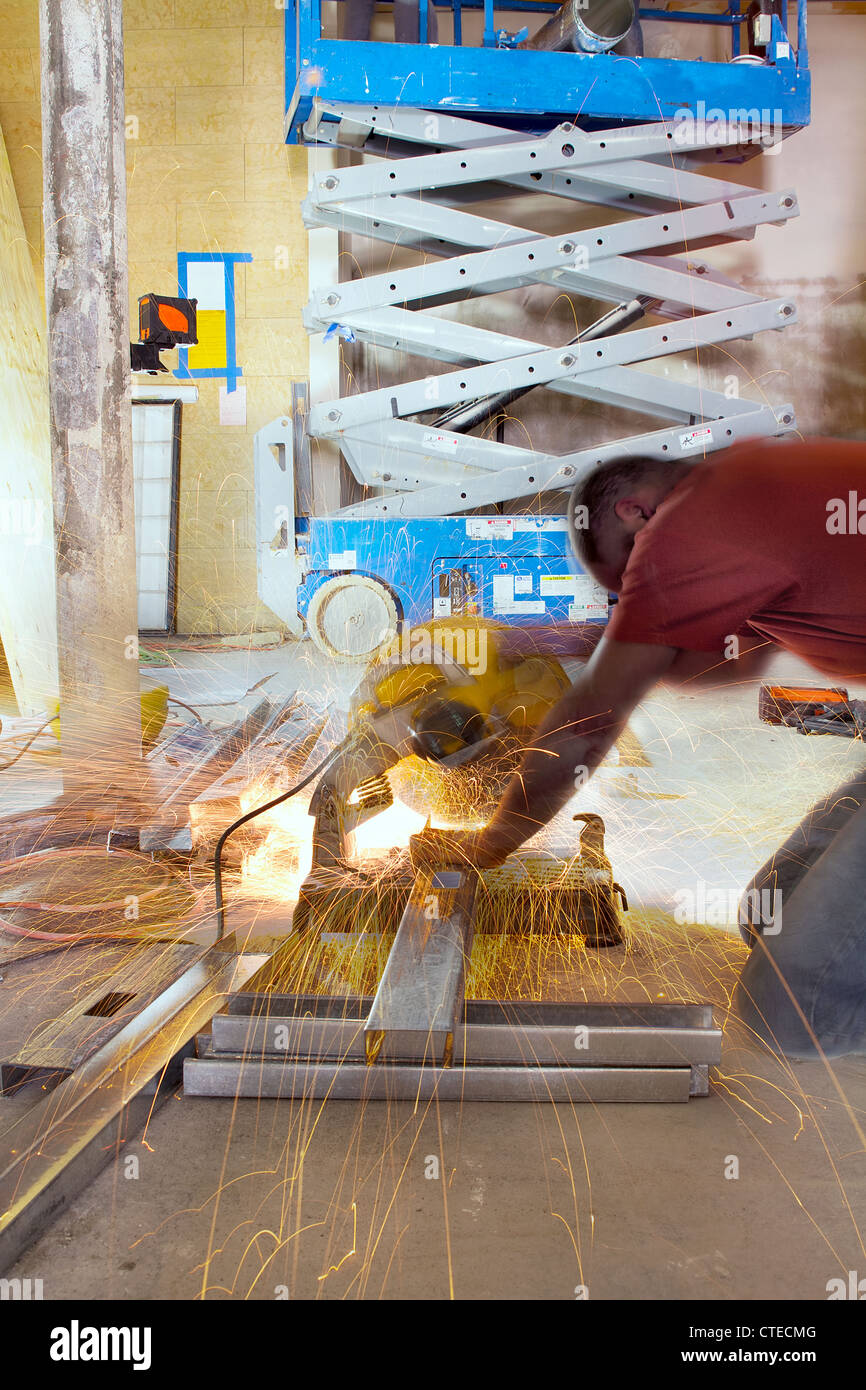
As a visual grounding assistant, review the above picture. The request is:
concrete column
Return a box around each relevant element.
[39,0,141,801]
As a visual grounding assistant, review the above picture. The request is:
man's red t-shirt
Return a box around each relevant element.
[604,438,866,678]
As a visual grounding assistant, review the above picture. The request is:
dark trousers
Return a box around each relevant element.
[734,770,866,1058]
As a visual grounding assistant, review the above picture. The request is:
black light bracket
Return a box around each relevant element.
[130,293,198,375]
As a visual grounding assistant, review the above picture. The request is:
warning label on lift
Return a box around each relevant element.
[423,431,459,455]
[540,573,608,619]
[679,425,713,452]
[541,574,581,597]
[466,518,515,540]
[491,575,544,615]
[464,517,569,540]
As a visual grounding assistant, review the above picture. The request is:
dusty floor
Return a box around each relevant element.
[2,634,865,1300]
[7,1003,865,1301]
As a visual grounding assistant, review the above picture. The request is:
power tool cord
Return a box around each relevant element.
[213,735,351,940]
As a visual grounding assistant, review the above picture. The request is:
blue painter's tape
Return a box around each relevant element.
[175,252,253,394]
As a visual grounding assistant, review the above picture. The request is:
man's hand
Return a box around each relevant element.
[412,638,679,872]
[470,637,680,861]
[409,827,507,872]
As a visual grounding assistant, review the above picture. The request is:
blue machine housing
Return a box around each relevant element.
[297,515,608,628]
[284,0,810,141]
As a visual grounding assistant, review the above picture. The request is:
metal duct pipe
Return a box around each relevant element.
[521,0,636,53]
[432,296,656,437]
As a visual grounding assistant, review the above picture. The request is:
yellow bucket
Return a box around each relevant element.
[47,684,169,748]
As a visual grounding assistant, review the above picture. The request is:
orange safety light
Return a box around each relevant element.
[138,293,198,346]
[132,293,198,373]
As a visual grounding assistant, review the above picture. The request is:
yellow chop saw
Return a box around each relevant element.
[291,619,627,947]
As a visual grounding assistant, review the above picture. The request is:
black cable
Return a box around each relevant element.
[167,695,205,724]
[167,679,281,724]
[213,736,350,940]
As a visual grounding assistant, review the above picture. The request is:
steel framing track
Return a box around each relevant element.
[184,991,721,1102]
[0,940,266,1273]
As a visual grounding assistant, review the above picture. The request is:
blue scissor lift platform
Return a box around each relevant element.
[255,0,811,660]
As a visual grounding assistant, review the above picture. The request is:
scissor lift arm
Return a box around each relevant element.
[302,102,798,520]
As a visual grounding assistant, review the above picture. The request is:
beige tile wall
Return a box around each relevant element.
[0,0,310,635]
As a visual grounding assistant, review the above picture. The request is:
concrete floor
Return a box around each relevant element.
[2,634,865,1300]
[6,1008,865,1301]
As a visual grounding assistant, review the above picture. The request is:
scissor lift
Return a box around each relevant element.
[255,0,810,662]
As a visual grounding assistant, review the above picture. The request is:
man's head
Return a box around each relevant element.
[568,454,693,590]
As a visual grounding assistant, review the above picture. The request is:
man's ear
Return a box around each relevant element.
[613,496,652,531]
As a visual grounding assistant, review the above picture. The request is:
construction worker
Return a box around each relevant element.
[412,437,866,1059]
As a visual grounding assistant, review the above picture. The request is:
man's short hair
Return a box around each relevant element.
[568,454,671,566]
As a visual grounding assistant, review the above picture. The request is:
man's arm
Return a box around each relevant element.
[662,634,776,689]
[413,637,678,869]
[477,637,677,862]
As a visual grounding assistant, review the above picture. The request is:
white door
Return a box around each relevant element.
[132,402,179,632]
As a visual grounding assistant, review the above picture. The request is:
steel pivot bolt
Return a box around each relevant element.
[323,176,339,191]
[560,241,575,255]
[324,293,340,307]
[326,409,341,423]
[560,354,576,368]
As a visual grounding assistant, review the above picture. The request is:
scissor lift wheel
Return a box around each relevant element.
[305,573,399,662]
